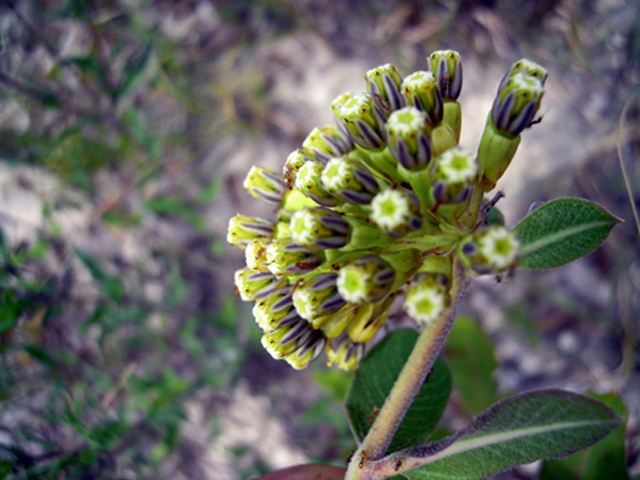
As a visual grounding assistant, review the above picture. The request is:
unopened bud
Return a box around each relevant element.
[385,107,432,171]
[243,166,289,205]
[326,336,365,371]
[321,155,380,204]
[401,71,444,126]
[336,93,386,150]
[265,238,322,276]
[303,125,354,163]
[293,273,346,322]
[285,329,327,370]
[365,63,405,112]
[295,159,340,206]
[227,214,275,249]
[289,207,350,250]
[234,267,281,302]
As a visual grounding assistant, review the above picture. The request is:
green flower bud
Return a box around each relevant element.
[347,295,394,343]
[401,71,444,126]
[326,336,365,371]
[292,273,346,321]
[261,318,314,359]
[321,155,379,205]
[498,58,548,93]
[245,237,271,271]
[283,149,313,189]
[370,188,423,237]
[295,159,340,206]
[243,166,289,205]
[491,72,544,137]
[365,63,405,112]
[227,214,275,249]
[234,267,281,302]
[285,329,327,370]
[302,124,354,163]
[336,93,386,150]
[252,286,298,332]
[289,207,350,250]
[431,147,477,204]
[457,226,520,274]
[427,50,463,100]
[337,256,395,304]
[403,272,449,325]
[385,107,432,171]
[265,238,322,276]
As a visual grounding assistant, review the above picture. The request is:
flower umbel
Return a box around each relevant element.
[229,50,545,370]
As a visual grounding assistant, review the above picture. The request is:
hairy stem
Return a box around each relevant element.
[345,259,470,480]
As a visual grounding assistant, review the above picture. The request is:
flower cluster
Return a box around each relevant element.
[228,51,545,370]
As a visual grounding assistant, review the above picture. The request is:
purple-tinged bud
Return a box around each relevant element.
[243,166,289,205]
[326,335,365,371]
[427,50,463,100]
[385,106,432,171]
[336,93,386,150]
[365,63,405,113]
[252,286,298,332]
[491,72,544,137]
[401,71,444,126]
[261,318,314,359]
[295,159,340,206]
[497,58,548,93]
[292,273,347,322]
[289,207,350,250]
[265,238,322,276]
[321,155,379,205]
[234,267,281,302]
[303,125,354,164]
[227,214,275,249]
[285,329,327,370]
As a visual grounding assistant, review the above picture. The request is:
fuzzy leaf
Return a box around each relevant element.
[540,392,629,480]
[515,198,620,270]
[346,329,451,453]
[384,389,621,480]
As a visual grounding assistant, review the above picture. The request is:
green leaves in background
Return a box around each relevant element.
[540,392,629,480]
[445,316,498,415]
[515,198,620,270]
[391,389,621,480]
[346,329,451,453]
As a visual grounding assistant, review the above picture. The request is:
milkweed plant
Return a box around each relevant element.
[228,51,623,480]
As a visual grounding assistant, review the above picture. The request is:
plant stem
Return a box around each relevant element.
[461,185,484,229]
[345,259,470,480]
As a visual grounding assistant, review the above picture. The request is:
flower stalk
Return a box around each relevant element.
[345,259,470,480]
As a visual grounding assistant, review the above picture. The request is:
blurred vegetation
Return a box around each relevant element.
[0,0,638,479]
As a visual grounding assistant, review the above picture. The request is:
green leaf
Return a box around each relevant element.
[515,198,620,270]
[540,392,629,480]
[445,316,498,415]
[346,329,451,453]
[392,389,622,480]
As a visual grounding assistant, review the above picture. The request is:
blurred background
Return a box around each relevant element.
[0,0,638,479]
